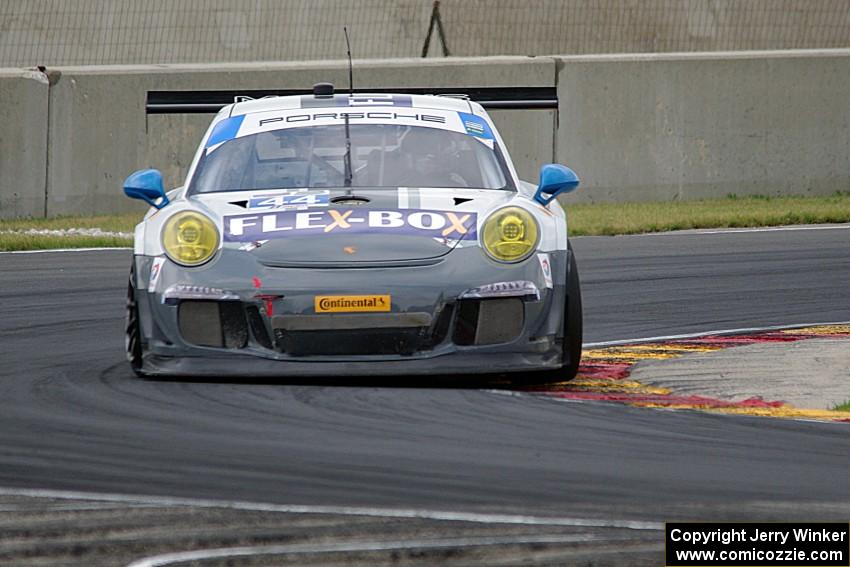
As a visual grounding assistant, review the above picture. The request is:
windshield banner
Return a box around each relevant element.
[205,106,493,152]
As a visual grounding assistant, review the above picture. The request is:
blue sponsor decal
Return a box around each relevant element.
[248,191,329,209]
[205,115,245,148]
[457,112,494,140]
[224,208,477,242]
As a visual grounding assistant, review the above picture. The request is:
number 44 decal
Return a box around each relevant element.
[248,191,330,209]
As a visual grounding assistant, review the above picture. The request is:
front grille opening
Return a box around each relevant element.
[246,305,273,349]
[330,195,370,205]
[453,300,479,346]
[178,300,248,349]
[279,329,424,356]
[453,298,524,346]
[426,303,454,348]
[221,302,248,348]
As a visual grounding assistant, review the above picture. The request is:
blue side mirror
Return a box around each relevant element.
[534,164,580,207]
[123,169,169,209]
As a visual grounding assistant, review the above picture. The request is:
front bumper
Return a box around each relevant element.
[134,247,572,377]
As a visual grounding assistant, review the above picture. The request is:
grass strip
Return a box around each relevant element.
[0,212,140,251]
[566,192,850,236]
[0,233,132,251]
[833,401,850,412]
[2,193,850,251]
[0,212,142,233]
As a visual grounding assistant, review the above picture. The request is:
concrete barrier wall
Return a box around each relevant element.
[46,57,555,216]
[1,50,849,217]
[4,0,850,67]
[0,69,49,219]
[556,49,850,203]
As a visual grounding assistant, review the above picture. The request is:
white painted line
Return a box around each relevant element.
[127,534,603,567]
[570,223,850,239]
[583,321,850,348]
[0,247,131,255]
[0,486,662,531]
[689,224,850,235]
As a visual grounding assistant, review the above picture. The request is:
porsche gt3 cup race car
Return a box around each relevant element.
[124,85,583,381]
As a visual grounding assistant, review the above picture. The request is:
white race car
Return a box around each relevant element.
[124,85,582,380]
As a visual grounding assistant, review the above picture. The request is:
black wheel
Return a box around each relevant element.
[510,241,582,386]
[561,241,583,381]
[125,262,145,376]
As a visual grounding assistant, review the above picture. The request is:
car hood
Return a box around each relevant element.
[194,188,516,265]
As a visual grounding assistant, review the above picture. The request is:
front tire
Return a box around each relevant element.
[125,262,145,376]
[561,241,583,381]
[510,242,582,386]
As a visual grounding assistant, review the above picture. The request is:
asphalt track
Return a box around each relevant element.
[1,226,849,529]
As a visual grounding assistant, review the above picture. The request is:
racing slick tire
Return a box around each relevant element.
[511,241,582,386]
[561,241,583,381]
[125,262,146,377]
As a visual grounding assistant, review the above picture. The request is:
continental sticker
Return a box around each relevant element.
[224,208,477,242]
[315,295,391,313]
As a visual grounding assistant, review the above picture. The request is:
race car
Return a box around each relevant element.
[123,85,582,381]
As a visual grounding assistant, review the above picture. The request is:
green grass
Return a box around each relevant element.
[566,192,850,236]
[0,212,142,233]
[2,193,850,251]
[833,400,850,412]
[0,233,133,251]
[0,212,140,251]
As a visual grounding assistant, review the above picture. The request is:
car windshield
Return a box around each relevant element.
[190,124,510,193]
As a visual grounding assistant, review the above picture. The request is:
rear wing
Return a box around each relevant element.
[146,87,556,114]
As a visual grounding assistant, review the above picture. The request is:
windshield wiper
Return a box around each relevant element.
[343,112,353,190]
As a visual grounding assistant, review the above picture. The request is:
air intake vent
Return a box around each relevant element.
[246,305,273,349]
[178,300,248,349]
[453,298,524,346]
[330,195,370,206]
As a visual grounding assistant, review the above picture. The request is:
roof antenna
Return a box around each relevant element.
[344,26,354,95]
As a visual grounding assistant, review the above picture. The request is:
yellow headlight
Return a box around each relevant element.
[162,211,219,266]
[481,206,539,263]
